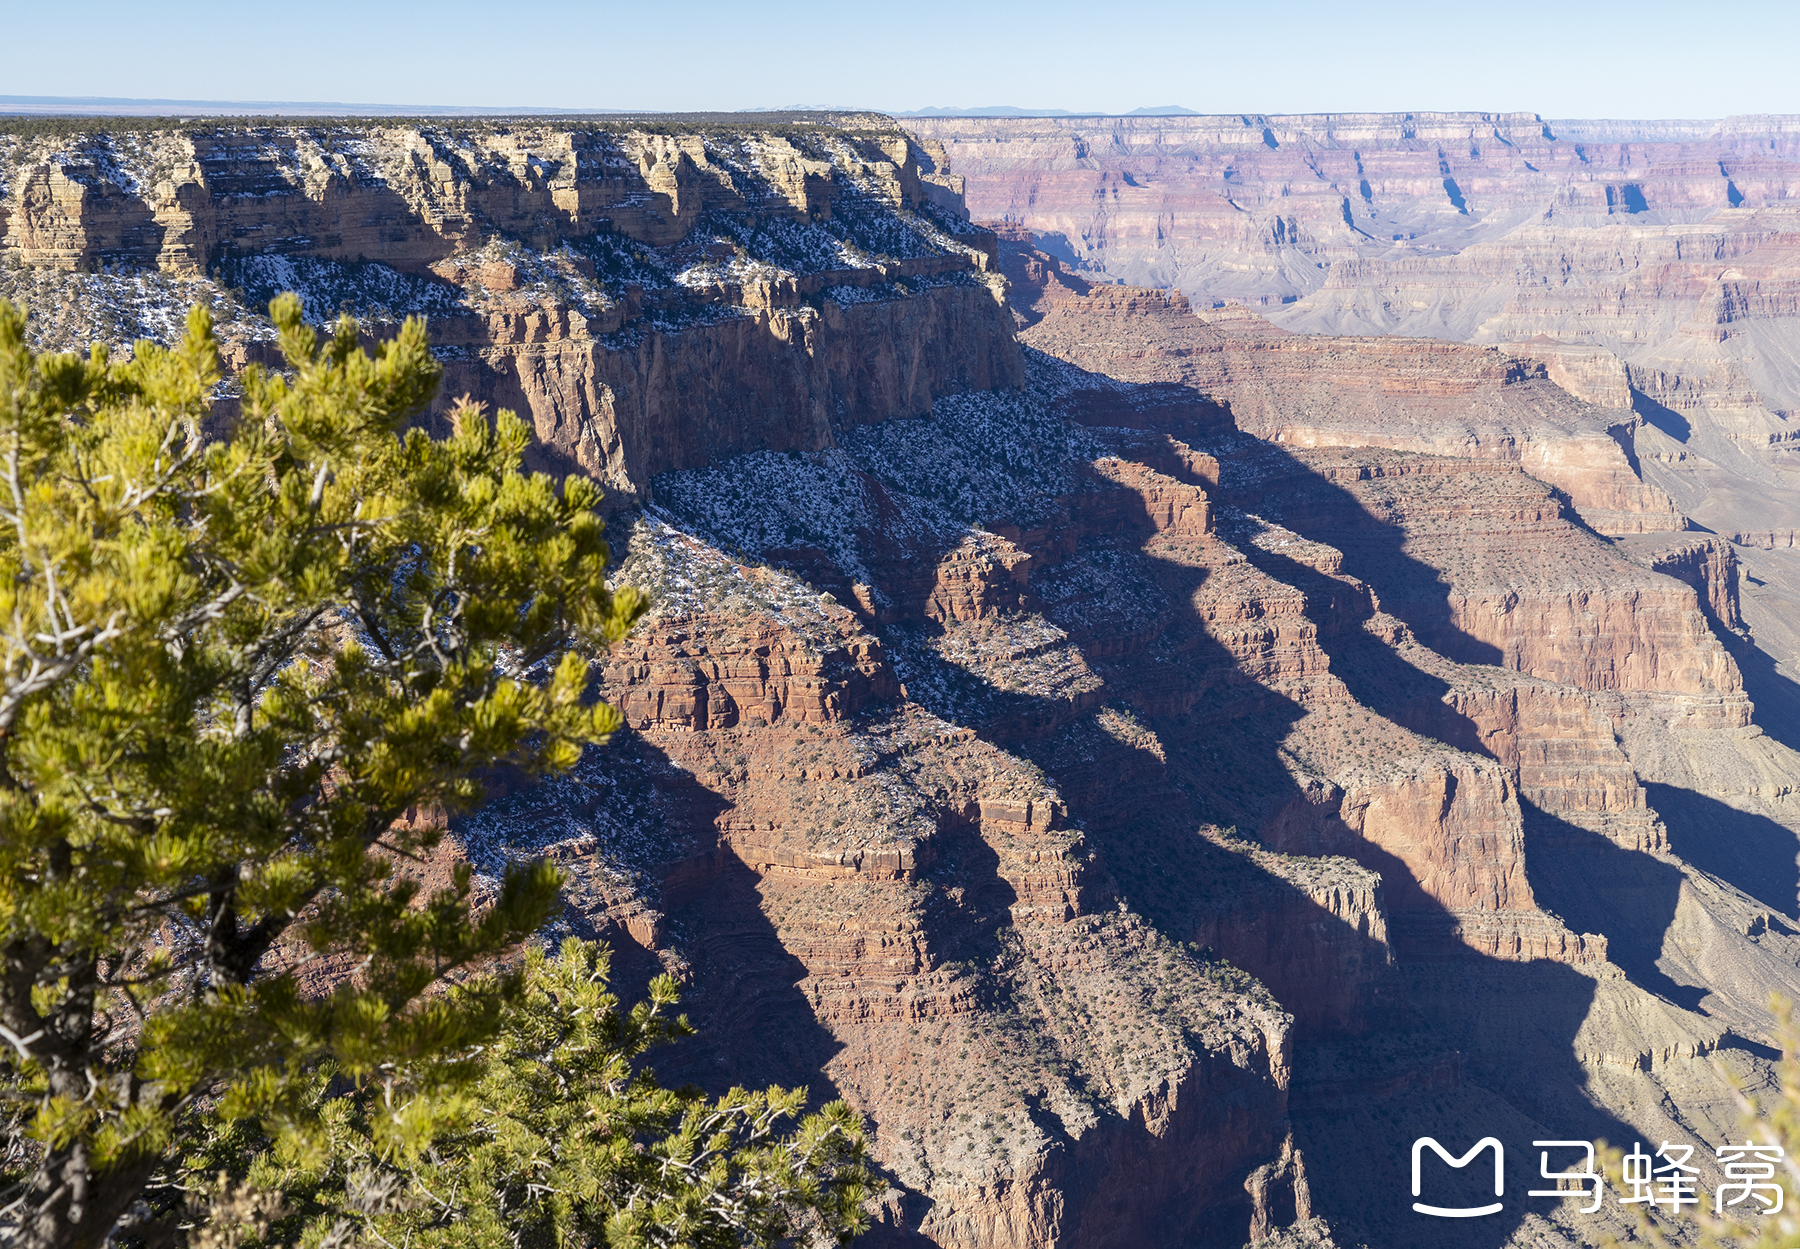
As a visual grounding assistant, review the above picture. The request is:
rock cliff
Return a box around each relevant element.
[901,112,1800,308]
[1001,234,1686,538]
[0,118,1020,504]
[14,114,1800,1249]
[905,112,1800,691]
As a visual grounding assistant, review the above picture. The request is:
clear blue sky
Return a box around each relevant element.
[7,0,1797,119]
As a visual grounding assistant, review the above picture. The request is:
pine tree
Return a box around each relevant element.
[0,294,648,1247]
[175,939,876,1247]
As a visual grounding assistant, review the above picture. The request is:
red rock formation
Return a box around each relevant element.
[1733,529,1800,549]
[431,283,1021,502]
[2,126,969,273]
[0,122,1023,507]
[1444,678,1666,853]
[568,679,1300,1247]
[25,114,1799,1249]
[486,188,1797,1249]
[915,113,1800,565]
[1622,533,1747,638]
[1004,243,1686,537]
[1191,846,1393,1036]
[1280,448,1745,717]
[603,610,898,731]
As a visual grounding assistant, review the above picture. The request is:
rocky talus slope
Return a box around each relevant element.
[9,116,1800,1249]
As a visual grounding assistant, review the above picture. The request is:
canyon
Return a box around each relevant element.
[6,110,1800,1248]
[902,111,1800,699]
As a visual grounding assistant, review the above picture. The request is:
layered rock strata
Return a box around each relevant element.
[900,111,1800,586]
[1,120,1019,504]
[558,336,1756,1245]
[1002,236,1686,537]
[18,115,1800,1249]
[901,112,1800,309]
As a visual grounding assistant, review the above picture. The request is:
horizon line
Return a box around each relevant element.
[5,96,1798,126]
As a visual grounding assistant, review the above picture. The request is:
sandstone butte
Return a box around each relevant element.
[6,112,1800,1249]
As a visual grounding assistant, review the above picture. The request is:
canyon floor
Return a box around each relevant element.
[7,111,1800,1248]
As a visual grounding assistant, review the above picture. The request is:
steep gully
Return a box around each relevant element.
[6,117,1800,1247]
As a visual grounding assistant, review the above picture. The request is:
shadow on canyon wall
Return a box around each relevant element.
[1523,807,1697,1005]
[1630,390,1694,445]
[656,849,860,1099]
[493,364,1775,1246]
[1200,448,1645,1247]
[1650,781,1800,920]
[859,419,1644,1246]
[1735,638,1800,757]
[484,735,860,1109]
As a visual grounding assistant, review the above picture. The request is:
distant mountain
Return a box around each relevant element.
[0,96,1210,123]
[897,105,1199,118]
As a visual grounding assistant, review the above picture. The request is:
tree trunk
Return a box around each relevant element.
[15,1149,162,1249]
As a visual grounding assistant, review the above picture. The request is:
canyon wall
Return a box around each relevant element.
[902,111,1800,307]
[999,230,1687,538]
[431,277,1022,501]
[14,115,1800,1249]
[904,111,1800,647]
[0,120,1020,504]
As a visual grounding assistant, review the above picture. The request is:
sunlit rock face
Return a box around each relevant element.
[13,114,1800,1249]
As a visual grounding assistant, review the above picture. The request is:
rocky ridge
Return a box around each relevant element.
[9,117,1800,1249]
[900,112,1800,307]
